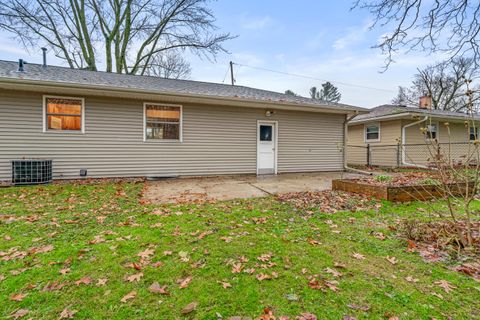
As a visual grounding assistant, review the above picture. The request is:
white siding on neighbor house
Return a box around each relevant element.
[0,89,345,180]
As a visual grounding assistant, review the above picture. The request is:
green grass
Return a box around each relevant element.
[1,182,479,319]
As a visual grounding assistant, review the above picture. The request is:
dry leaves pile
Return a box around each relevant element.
[355,171,440,187]
[399,219,480,280]
[277,190,381,214]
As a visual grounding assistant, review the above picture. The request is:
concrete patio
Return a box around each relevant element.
[144,171,361,203]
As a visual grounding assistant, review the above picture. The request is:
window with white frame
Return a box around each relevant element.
[365,123,380,141]
[144,104,182,141]
[44,96,84,132]
[470,126,478,141]
[425,123,437,140]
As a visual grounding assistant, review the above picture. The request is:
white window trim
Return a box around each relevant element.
[424,121,439,141]
[143,102,183,143]
[43,95,85,134]
[364,122,381,142]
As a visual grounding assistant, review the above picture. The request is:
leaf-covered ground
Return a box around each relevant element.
[1,182,480,319]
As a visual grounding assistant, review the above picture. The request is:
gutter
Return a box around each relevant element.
[401,116,429,168]
[344,113,373,175]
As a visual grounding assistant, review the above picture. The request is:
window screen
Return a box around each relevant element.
[145,104,181,140]
[45,97,83,131]
[365,124,379,141]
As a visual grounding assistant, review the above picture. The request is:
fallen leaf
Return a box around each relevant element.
[96,278,108,286]
[325,280,339,292]
[296,312,317,320]
[256,273,272,281]
[435,280,456,293]
[10,293,27,301]
[231,263,243,274]
[125,272,143,282]
[308,278,323,290]
[352,253,365,260]
[178,276,192,288]
[405,276,419,283]
[386,256,398,265]
[74,277,92,286]
[138,248,155,259]
[347,304,370,311]
[60,268,71,275]
[120,290,137,303]
[219,281,232,289]
[10,309,29,319]
[325,267,342,277]
[181,301,198,314]
[59,308,78,319]
[148,282,170,295]
[431,292,444,299]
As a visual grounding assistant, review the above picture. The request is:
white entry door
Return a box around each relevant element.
[257,121,277,175]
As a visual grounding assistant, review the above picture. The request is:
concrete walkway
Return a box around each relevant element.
[144,172,361,204]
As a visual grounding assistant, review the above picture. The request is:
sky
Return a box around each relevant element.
[0,0,447,108]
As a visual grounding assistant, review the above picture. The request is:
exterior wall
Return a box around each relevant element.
[0,89,345,180]
[403,119,473,166]
[347,120,402,166]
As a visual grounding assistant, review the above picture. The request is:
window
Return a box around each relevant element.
[425,123,437,140]
[260,125,272,141]
[365,123,380,141]
[44,96,84,132]
[470,126,479,141]
[144,103,182,141]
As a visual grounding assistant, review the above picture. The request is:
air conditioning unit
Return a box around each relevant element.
[11,159,52,185]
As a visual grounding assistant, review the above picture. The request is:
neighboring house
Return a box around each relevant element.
[347,103,480,167]
[0,59,365,181]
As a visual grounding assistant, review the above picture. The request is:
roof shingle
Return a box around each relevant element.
[0,60,364,112]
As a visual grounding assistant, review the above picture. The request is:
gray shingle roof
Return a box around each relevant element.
[350,104,480,123]
[0,60,364,112]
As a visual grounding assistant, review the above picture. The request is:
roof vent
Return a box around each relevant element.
[41,47,47,68]
[17,59,25,72]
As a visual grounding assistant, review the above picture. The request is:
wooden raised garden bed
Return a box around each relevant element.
[332,179,474,202]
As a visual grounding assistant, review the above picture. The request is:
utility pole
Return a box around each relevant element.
[230,61,235,86]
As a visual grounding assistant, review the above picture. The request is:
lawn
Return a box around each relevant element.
[1,182,479,319]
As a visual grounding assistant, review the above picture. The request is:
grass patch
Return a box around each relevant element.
[1,182,479,319]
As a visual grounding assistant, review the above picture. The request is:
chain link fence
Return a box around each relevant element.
[347,142,479,168]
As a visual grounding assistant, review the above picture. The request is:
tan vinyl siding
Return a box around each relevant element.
[347,120,402,166]
[0,89,344,180]
[403,119,474,166]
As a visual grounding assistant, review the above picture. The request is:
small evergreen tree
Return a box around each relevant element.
[309,82,341,102]
[284,90,297,96]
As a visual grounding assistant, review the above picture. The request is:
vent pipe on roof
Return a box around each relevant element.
[17,59,25,72]
[41,47,47,68]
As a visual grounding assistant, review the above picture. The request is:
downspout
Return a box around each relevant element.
[344,113,373,175]
[401,116,429,168]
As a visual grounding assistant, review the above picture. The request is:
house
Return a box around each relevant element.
[0,59,365,181]
[347,101,480,167]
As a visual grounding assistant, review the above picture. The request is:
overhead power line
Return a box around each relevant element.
[231,62,396,93]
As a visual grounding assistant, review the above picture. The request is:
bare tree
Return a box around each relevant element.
[354,0,480,68]
[144,51,191,79]
[392,58,480,112]
[0,0,233,75]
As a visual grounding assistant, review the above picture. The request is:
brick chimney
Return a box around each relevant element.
[419,95,432,109]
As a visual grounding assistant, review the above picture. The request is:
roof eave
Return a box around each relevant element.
[348,111,480,125]
[0,77,365,114]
